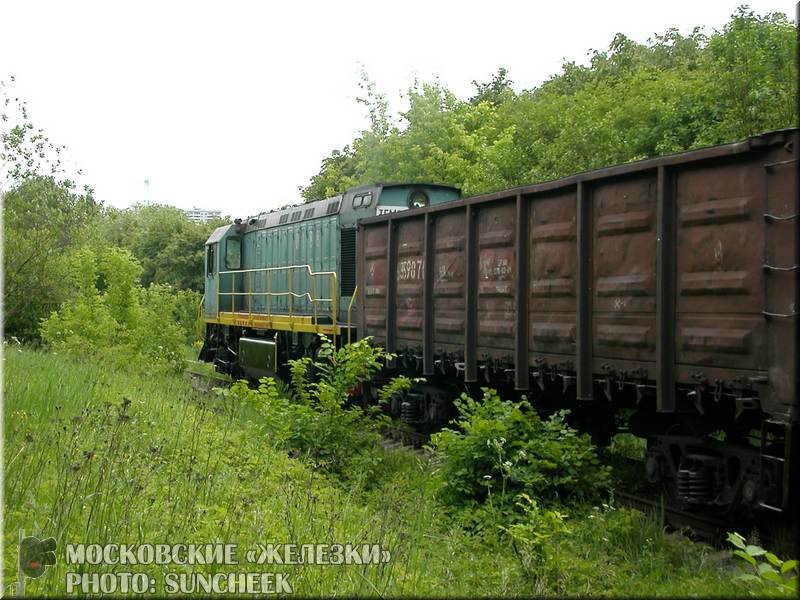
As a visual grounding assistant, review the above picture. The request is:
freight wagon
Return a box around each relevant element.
[357,128,798,515]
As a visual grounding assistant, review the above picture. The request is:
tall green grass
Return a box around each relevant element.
[3,347,521,596]
[4,346,754,596]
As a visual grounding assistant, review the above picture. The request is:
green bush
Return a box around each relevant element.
[226,336,400,483]
[39,245,200,371]
[429,388,610,508]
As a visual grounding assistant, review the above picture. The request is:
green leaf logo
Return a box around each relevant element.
[19,536,56,578]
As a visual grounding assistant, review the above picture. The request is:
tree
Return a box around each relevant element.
[1,77,67,194]
[2,79,100,340]
[2,176,98,339]
[100,203,224,291]
[469,67,515,106]
[301,70,393,201]
[700,8,797,141]
[301,146,359,201]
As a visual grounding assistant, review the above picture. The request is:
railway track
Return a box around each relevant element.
[381,425,429,448]
[608,456,790,551]
[613,488,798,556]
[614,490,730,542]
[380,425,430,457]
[184,363,233,392]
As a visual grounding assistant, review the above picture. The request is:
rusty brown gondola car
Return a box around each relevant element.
[357,128,799,517]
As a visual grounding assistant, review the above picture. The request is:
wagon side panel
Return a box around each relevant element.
[361,224,390,344]
[528,190,578,359]
[475,200,518,358]
[431,210,468,351]
[591,174,658,364]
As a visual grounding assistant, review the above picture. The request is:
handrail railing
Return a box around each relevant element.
[216,265,339,332]
[346,286,359,345]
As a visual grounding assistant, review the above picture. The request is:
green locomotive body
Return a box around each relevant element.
[200,183,460,377]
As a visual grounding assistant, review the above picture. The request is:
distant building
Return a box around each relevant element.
[183,207,222,223]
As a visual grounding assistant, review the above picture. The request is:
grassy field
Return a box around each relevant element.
[3,346,760,596]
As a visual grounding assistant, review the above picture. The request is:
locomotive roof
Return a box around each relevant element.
[244,194,343,231]
[204,224,232,245]
[236,182,460,233]
[345,182,459,192]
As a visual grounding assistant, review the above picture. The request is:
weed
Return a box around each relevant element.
[728,531,798,594]
[499,494,570,581]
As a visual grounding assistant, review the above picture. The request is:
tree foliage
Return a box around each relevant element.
[2,177,99,339]
[1,77,70,192]
[100,203,225,291]
[301,8,796,199]
[469,67,515,106]
[39,244,201,371]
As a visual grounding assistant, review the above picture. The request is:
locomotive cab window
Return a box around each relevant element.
[407,189,429,208]
[206,244,216,276]
[225,237,242,270]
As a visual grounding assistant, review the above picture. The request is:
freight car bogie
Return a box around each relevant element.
[644,424,796,516]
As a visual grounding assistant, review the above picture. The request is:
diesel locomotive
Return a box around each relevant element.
[198,182,460,376]
[200,128,799,518]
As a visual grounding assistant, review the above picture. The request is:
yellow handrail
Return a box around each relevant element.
[217,264,338,331]
[346,286,359,345]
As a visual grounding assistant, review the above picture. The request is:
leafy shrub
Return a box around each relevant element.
[499,494,570,580]
[728,532,798,594]
[172,287,206,344]
[40,245,198,371]
[227,336,401,483]
[429,388,610,507]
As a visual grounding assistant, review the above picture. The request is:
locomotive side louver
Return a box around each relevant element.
[340,228,356,298]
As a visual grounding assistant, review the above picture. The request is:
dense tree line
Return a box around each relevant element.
[100,204,226,291]
[302,8,796,200]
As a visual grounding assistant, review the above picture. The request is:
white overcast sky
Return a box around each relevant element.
[0,0,795,218]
